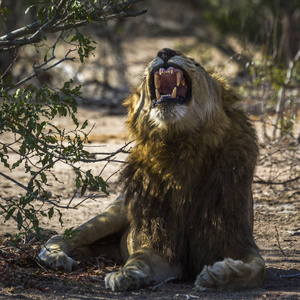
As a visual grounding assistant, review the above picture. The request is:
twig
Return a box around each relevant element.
[0,171,77,209]
[280,273,300,278]
[253,175,299,185]
[73,194,98,209]
[152,276,177,290]
[78,141,132,163]
[86,275,105,281]
[9,50,76,90]
[275,226,286,256]
[14,244,48,272]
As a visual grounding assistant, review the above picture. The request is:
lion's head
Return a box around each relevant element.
[125,48,237,139]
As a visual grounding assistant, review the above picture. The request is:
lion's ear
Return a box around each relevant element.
[124,86,145,118]
[124,86,147,137]
[210,73,241,109]
[221,85,242,109]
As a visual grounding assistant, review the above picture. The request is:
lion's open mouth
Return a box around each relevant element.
[150,66,191,108]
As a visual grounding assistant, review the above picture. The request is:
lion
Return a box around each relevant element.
[38,48,265,291]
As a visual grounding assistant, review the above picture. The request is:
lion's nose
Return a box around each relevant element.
[157,48,178,62]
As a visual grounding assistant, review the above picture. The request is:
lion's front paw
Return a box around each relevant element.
[195,258,250,291]
[105,264,151,291]
[195,256,265,291]
[38,247,77,272]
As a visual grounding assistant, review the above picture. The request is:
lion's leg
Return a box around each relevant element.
[39,195,128,271]
[195,250,265,291]
[105,247,182,291]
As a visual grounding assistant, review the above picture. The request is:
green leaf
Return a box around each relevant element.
[0,153,10,168]
[17,211,23,230]
[48,207,54,219]
[41,172,47,183]
[19,144,26,155]
[57,209,63,226]
[81,184,87,196]
[5,207,16,221]
[81,120,88,130]
[63,227,80,240]
[72,113,79,128]
[98,177,109,195]
[12,159,22,169]
[25,4,36,14]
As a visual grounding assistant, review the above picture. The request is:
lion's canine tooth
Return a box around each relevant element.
[176,72,181,86]
[155,89,161,100]
[154,74,160,88]
[170,68,174,74]
[171,87,177,98]
[159,68,164,75]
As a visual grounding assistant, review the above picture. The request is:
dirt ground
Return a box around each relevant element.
[1,37,299,299]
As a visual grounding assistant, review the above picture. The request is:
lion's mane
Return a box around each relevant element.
[121,52,259,279]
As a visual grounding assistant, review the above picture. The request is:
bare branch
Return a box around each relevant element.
[0,171,76,209]
[8,49,76,90]
[253,175,300,185]
[79,142,132,163]
[23,0,69,45]
[272,49,300,139]
[280,273,300,278]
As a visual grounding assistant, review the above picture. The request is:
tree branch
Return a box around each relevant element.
[0,0,147,49]
[253,175,300,185]
[7,49,76,90]
[0,170,89,209]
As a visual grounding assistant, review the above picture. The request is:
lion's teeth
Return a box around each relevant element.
[170,68,174,74]
[176,72,181,86]
[159,68,164,75]
[171,87,177,98]
[154,74,160,88]
[155,89,161,100]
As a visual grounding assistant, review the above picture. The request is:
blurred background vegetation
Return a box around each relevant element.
[1,0,299,110]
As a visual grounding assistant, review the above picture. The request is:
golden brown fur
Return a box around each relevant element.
[39,48,265,291]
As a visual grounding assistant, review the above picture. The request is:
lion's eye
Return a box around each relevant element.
[194,62,205,71]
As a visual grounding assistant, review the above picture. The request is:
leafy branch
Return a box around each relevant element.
[0,0,147,50]
[0,0,142,234]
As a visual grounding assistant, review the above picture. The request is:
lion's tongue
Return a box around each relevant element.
[154,67,187,100]
[159,74,186,98]
[159,74,176,95]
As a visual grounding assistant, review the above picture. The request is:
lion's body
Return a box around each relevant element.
[124,112,258,278]
[39,48,265,291]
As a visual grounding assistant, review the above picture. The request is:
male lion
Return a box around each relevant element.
[39,48,265,291]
